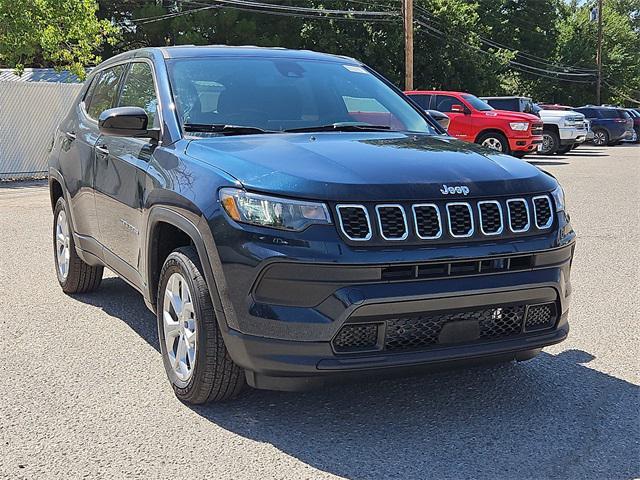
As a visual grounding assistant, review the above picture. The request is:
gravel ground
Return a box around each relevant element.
[0,145,638,480]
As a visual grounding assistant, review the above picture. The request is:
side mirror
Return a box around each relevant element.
[450,104,466,113]
[99,107,160,141]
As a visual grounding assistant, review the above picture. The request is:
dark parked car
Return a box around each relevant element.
[573,106,634,146]
[625,109,640,143]
[48,46,575,403]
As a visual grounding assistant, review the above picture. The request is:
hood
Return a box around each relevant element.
[484,110,541,122]
[539,109,585,121]
[185,132,557,201]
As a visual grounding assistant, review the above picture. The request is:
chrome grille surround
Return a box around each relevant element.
[477,200,504,236]
[532,195,554,229]
[336,204,372,241]
[412,203,443,240]
[446,202,474,238]
[506,198,531,233]
[375,204,409,241]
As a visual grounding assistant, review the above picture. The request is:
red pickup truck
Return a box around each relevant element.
[405,90,543,157]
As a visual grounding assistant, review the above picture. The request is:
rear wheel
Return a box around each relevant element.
[53,197,103,293]
[157,246,245,404]
[537,130,559,155]
[476,132,510,154]
[592,129,609,146]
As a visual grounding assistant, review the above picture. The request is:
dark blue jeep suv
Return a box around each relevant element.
[48,46,575,403]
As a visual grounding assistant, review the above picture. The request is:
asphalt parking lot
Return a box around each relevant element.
[1,144,638,480]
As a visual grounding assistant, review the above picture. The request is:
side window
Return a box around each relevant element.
[82,75,99,110]
[86,65,125,120]
[577,108,596,118]
[118,62,159,128]
[434,95,460,113]
[409,94,431,109]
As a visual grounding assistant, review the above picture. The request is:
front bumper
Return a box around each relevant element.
[508,134,543,152]
[214,240,575,390]
[559,127,587,145]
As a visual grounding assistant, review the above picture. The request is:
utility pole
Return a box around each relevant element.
[403,0,414,91]
[596,0,603,105]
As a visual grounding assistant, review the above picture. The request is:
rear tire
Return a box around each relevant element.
[537,130,559,155]
[592,129,609,146]
[53,197,103,294]
[157,246,245,404]
[476,132,510,154]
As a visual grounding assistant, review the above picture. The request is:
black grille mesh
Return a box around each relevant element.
[508,200,529,231]
[447,204,473,236]
[479,202,502,234]
[533,197,552,228]
[377,206,407,239]
[333,324,378,352]
[525,303,556,331]
[413,205,441,238]
[338,207,370,239]
[384,306,525,351]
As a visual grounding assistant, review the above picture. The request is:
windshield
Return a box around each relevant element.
[462,94,493,111]
[166,57,436,134]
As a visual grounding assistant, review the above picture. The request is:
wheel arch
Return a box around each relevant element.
[48,169,67,212]
[474,128,508,143]
[543,123,560,136]
[145,207,224,323]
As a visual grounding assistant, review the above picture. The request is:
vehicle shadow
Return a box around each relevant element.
[77,277,639,480]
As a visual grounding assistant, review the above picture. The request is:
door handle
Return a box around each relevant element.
[95,144,109,156]
[65,131,76,141]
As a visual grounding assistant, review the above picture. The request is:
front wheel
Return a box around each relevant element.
[537,130,559,155]
[556,145,572,155]
[53,197,103,293]
[157,246,245,404]
[476,132,510,154]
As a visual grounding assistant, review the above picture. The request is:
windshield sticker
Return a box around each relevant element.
[343,65,368,74]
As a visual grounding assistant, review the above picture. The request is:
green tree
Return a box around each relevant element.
[0,0,117,79]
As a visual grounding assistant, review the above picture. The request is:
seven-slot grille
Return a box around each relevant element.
[335,195,553,243]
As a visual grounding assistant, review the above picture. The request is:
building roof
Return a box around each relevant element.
[0,68,82,83]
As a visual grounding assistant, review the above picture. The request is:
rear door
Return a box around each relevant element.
[93,61,160,278]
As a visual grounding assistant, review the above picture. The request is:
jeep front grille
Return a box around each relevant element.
[335,195,553,243]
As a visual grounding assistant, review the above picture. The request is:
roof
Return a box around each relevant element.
[480,96,532,101]
[157,45,357,63]
[0,68,82,83]
[404,90,470,95]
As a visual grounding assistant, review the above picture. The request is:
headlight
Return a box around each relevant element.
[563,118,576,127]
[551,185,566,212]
[219,188,332,231]
[509,122,529,131]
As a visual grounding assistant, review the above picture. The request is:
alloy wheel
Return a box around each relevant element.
[481,137,504,152]
[163,272,197,381]
[540,133,554,154]
[593,131,606,146]
[55,210,70,280]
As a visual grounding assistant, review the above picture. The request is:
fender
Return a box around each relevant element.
[144,206,233,333]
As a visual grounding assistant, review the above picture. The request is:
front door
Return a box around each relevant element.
[93,61,160,275]
[434,94,474,141]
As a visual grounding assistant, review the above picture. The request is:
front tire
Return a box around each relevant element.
[537,130,559,155]
[53,197,103,293]
[157,246,245,404]
[476,132,510,154]
[557,145,572,155]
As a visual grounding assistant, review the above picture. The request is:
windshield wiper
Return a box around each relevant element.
[283,122,392,133]
[183,123,274,135]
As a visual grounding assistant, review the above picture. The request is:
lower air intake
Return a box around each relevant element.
[333,323,378,352]
[524,303,557,331]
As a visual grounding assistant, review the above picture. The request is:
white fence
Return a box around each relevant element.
[0,81,83,180]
